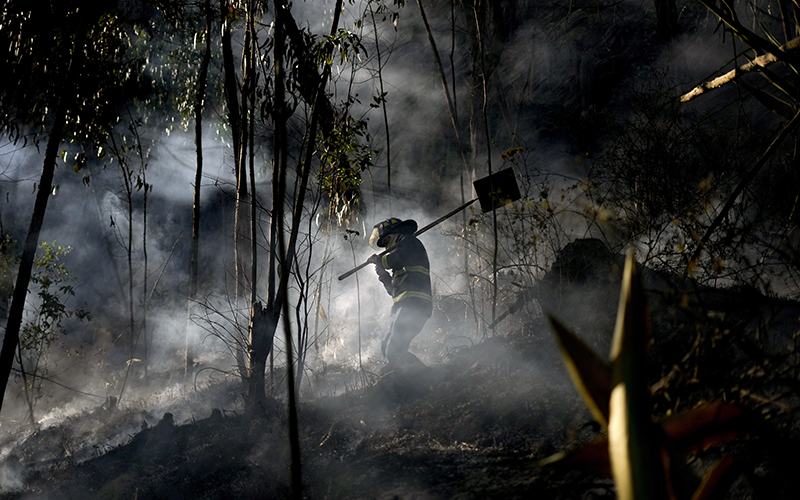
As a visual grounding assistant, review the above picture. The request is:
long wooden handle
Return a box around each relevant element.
[413,198,477,236]
[337,250,386,281]
[337,198,478,281]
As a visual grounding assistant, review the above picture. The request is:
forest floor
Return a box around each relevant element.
[2,260,800,498]
[0,326,617,500]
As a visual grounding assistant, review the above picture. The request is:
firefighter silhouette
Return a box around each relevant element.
[367,218,432,372]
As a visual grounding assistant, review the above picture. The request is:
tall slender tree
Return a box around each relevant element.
[0,1,142,414]
[186,0,215,382]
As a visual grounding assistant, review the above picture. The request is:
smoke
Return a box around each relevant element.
[0,0,753,439]
[0,452,24,493]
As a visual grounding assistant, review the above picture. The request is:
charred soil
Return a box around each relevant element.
[2,297,799,499]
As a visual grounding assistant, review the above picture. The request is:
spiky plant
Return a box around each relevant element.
[539,251,748,500]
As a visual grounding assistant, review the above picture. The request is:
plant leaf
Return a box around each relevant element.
[534,438,611,477]
[608,250,668,500]
[663,401,746,454]
[535,401,744,477]
[692,456,738,500]
[547,315,612,427]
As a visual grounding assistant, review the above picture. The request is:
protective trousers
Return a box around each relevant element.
[381,299,431,370]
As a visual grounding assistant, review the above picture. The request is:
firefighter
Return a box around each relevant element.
[367,218,432,373]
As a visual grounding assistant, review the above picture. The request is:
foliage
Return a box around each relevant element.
[588,78,743,268]
[315,28,367,66]
[0,1,145,147]
[22,242,91,353]
[14,242,91,428]
[450,149,570,334]
[598,88,731,234]
[317,111,374,225]
[131,0,224,133]
[539,252,748,500]
[582,65,800,297]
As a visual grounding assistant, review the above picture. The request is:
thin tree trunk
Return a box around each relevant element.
[142,170,148,380]
[186,0,213,383]
[472,2,498,331]
[220,0,241,162]
[249,23,257,309]
[420,0,479,332]
[113,133,136,403]
[294,251,313,394]
[125,185,134,354]
[457,0,494,336]
[245,0,265,401]
[0,90,69,415]
[452,2,479,332]
[236,11,253,310]
[221,0,249,380]
[369,3,391,196]
[115,141,136,360]
[272,1,302,496]
[16,345,36,429]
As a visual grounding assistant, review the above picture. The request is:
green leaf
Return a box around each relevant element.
[73,152,86,173]
[547,315,612,427]
[608,251,668,500]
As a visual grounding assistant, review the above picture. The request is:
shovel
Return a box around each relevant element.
[338,168,521,281]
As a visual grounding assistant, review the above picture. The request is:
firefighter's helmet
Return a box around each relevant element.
[369,218,418,249]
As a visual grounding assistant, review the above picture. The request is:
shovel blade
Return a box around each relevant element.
[473,168,521,213]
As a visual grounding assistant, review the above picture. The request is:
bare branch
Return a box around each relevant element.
[681,36,800,103]
[688,107,800,269]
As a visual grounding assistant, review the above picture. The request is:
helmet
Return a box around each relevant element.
[369,218,418,249]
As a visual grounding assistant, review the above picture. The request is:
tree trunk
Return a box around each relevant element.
[272,1,302,496]
[234,17,252,312]
[471,3,499,332]
[246,302,276,405]
[247,3,258,309]
[0,100,67,415]
[220,0,249,380]
[369,3,392,197]
[118,157,135,359]
[142,169,148,380]
[186,0,213,383]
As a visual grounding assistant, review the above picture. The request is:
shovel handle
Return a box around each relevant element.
[337,198,478,281]
[337,251,386,281]
[414,198,478,237]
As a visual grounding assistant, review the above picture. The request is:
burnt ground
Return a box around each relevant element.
[2,240,800,500]
[0,328,612,500]
[1,306,799,500]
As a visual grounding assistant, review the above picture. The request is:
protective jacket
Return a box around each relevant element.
[375,234,432,314]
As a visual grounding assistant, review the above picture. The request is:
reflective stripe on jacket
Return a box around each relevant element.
[375,235,432,312]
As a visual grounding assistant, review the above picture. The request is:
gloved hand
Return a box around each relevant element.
[367,253,381,265]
